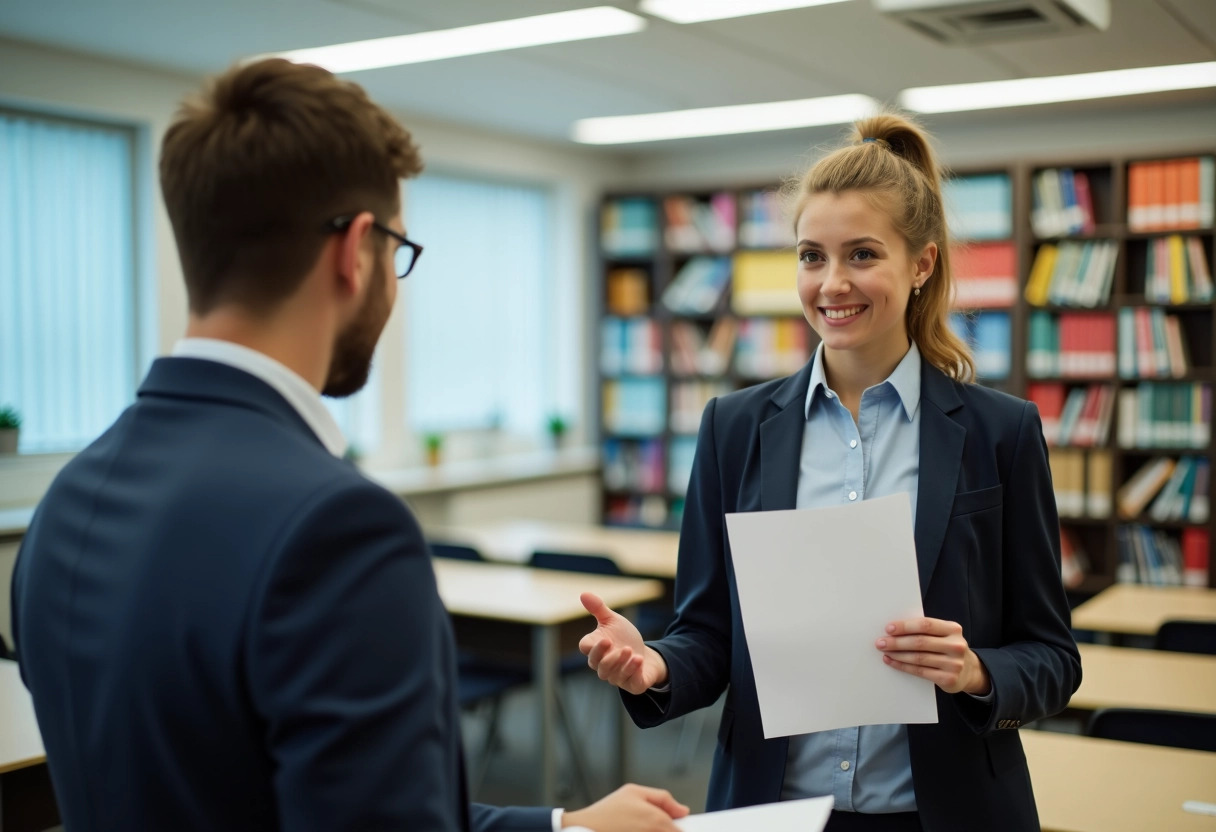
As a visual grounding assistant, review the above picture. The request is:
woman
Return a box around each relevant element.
[579,114,1081,832]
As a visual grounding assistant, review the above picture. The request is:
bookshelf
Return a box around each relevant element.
[597,188,815,530]
[1020,152,1214,594]
[596,152,1214,592]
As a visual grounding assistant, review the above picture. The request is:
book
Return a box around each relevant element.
[1116,456,1175,519]
[1182,527,1211,588]
[731,251,800,315]
[1059,526,1090,589]
[1087,450,1113,518]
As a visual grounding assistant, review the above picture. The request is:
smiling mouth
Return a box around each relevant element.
[821,305,866,320]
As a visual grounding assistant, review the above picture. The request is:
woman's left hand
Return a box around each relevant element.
[876,617,991,695]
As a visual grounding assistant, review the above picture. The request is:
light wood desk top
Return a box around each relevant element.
[429,520,679,579]
[432,559,664,626]
[1073,643,1216,715]
[0,659,45,775]
[1024,730,1216,832]
[1071,584,1216,636]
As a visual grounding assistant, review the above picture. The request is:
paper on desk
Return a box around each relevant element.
[725,492,937,739]
[674,796,833,832]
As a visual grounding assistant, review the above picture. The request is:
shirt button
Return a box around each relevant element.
[848,491,858,501]
[826,391,834,399]
[849,439,858,449]
[840,760,850,771]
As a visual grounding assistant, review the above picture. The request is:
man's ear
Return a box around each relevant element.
[334,211,376,297]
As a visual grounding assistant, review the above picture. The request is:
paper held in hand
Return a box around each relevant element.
[674,796,833,832]
[725,491,937,739]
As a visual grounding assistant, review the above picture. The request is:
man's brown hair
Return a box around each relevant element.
[160,58,423,314]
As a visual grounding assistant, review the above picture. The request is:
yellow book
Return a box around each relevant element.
[1167,234,1188,304]
[732,251,800,315]
[1024,244,1057,307]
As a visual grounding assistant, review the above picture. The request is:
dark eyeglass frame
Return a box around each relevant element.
[325,215,423,279]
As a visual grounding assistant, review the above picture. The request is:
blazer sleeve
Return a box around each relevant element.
[469,804,554,832]
[956,400,1082,734]
[247,479,468,831]
[622,396,734,727]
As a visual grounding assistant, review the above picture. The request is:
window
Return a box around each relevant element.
[403,174,559,438]
[0,110,138,453]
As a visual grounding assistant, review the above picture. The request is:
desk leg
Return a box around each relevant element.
[613,604,639,790]
[533,623,559,807]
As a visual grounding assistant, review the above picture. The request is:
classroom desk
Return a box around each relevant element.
[429,519,680,579]
[0,659,58,832]
[1071,643,1216,715]
[1071,584,1216,637]
[431,559,664,805]
[1023,729,1216,832]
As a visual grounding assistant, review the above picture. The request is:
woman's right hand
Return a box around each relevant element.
[579,592,669,695]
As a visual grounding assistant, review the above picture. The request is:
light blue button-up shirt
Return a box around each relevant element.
[779,340,922,813]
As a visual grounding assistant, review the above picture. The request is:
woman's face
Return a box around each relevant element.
[795,190,935,372]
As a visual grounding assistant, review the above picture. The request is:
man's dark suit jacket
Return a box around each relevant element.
[12,357,551,832]
[622,357,1082,832]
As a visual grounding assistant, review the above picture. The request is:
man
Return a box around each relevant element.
[11,58,687,832]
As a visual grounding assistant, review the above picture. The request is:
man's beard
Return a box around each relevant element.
[322,252,392,398]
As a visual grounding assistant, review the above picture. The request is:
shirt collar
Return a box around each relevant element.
[171,338,348,458]
[804,340,923,421]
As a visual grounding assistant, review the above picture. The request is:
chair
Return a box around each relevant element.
[529,550,673,640]
[1086,708,1216,753]
[1154,620,1216,656]
[429,542,484,561]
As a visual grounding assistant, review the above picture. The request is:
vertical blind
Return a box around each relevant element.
[404,174,554,436]
[0,111,136,453]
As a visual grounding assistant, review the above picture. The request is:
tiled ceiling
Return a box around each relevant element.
[0,0,1212,144]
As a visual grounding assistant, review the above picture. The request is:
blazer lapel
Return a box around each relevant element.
[759,359,815,512]
[914,365,966,595]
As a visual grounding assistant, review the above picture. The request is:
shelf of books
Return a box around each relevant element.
[598,188,814,529]
[1023,152,1214,593]
[944,170,1019,390]
[597,152,1213,592]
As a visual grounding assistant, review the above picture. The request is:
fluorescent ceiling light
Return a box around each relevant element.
[573,94,880,144]
[640,0,852,23]
[900,61,1216,113]
[262,6,646,74]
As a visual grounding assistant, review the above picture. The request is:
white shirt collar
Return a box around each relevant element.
[171,338,347,458]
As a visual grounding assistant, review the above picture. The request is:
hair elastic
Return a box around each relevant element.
[861,137,878,143]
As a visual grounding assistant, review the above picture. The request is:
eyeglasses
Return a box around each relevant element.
[325,215,423,279]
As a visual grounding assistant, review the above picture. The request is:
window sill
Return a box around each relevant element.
[365,445,598,497]
[0,446,599,539]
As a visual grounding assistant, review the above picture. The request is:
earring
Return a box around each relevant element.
[913,286,921,297]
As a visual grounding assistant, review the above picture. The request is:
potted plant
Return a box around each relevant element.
[423,432,443,467]
[546,414,568,449]
[0,405,20,454]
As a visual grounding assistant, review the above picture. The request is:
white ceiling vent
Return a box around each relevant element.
[872,0,1110,44]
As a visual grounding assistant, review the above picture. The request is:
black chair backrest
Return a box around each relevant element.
[530,550,622,576]
[1155,620,1216,656]
[1086,708,1216,753]
[429,542,485,561]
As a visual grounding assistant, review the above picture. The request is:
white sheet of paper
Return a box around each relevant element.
[725,491,937,738]
[674,796,833,832]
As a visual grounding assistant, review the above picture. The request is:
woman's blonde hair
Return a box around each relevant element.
[786,113,974,382]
